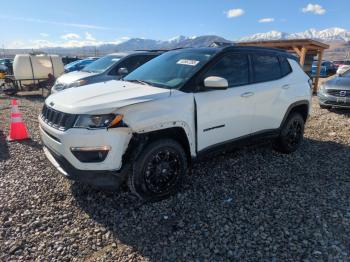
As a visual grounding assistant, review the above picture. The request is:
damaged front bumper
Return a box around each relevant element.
[39,116,133,189]
[43,146,129,189]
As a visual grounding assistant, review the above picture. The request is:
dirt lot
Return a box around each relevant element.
[1,91,350,261]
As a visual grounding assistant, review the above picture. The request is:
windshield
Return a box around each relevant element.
[82,55,122,73]
[124,49,216,89]
[65,60,82,68]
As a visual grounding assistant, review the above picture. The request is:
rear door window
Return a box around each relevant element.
[252,55,282,83]
[203,54,249,87]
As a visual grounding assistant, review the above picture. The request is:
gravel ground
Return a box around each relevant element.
[1,91,350,261]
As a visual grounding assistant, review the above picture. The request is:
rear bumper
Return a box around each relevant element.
[43,146,128,190]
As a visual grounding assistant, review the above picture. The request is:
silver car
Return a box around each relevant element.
[51,51,164,93]
[318,69,350,109]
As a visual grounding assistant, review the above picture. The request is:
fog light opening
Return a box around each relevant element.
[70,146,111,163]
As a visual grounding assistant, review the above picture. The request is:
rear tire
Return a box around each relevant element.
[274,112,305,154]
[128,139,188,201]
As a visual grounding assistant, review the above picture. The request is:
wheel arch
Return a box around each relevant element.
[122,125,195,167]
[280,100,310,128]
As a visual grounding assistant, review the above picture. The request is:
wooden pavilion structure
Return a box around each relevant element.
[238,39,330,93]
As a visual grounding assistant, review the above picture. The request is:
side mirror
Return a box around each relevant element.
[118,67,129,77]
[203,76,228,90]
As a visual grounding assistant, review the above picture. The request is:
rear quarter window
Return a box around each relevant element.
[252,54,282,83]
[279,56,292,76]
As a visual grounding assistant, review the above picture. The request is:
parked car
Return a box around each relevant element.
[334,60,350,67]
[0,64,7,79]
[333,60,345,69]
[64,57,99,73]
[318,69,350,109]
[311,60,337,77]
[39,46,311,201]
[62,56,80,65]
[51,51,164,93]
[0,58,13,74]
[337,64,350,75]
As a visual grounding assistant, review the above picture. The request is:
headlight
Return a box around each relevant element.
[319,84,326,91]
[318,84,326,95]
[73,114,124,129]
[68,79,88,88]
[53,81,66,92]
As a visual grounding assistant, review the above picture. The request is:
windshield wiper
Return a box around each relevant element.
[125,79,151,86]
[125,79,170,89]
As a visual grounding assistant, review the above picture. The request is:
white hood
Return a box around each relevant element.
[46,80,171,114]
[56,70,98,84]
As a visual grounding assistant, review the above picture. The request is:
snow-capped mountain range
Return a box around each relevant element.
[6,27,347,59]
[103,28,349,52]
[238,28,350,42]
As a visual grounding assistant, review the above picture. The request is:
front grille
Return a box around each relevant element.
[327,89,350,97]
[41,104,76,131]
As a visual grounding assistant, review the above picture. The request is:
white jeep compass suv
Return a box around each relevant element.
[39,46,312,201]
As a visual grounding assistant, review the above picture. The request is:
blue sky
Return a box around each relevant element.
[1,0,349,48]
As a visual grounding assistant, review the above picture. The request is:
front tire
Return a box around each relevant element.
[128,139,188,201]
[320,104,331,110]
[274,112,305,154]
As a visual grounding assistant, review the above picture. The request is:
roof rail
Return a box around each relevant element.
[233,44,288,52]
[134,47,189,52]
[222,45,288,53]
[209,41,235,48]
[133,49,169,52]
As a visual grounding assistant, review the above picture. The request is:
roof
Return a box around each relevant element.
[237,39,330,50]
[165,46,297,60]
[107,50,166,57]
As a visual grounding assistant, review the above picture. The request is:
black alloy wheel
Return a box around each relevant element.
[128,139,188,201]
[143,149,182,195]
[285,118,303,149]
[274,112,305,154]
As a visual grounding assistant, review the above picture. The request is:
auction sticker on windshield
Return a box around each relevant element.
[177,59,200,66]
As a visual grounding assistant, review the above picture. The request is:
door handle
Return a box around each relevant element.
[281,84,290,89]
[240,92,254,98]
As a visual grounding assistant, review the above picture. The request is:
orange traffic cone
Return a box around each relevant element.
[7,99,29,141]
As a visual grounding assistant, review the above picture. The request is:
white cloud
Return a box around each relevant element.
[0,15,111,30]
[8,40,26,49]
[120,36,131,41]
[7,35,132,49]
[302,4,326,15]
[31,39,57,48]
[40,33,49,37]
[259,18,275,23]
[61,33,80,40]
[226,9,245,18]
[85,32,96,41]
